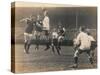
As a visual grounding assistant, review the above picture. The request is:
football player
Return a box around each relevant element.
[71,26,95,68]
[34,15,43,50]
[58,25,66,50]
[20,16,34,54]
[51,28,61,55]
[42,9,50,51]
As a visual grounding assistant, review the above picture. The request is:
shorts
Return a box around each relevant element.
[58,36,64,42]
[24,32,33,42]
[74,48,91,58]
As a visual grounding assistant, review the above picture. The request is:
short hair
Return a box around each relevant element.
[80,26,86,32]
[42,8,47,12]
[43,8,48,15]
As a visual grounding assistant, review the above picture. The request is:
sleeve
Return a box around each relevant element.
[20,18,30,22]
[89,36,95,41]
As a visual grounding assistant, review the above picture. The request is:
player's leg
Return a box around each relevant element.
[90,42,97,63]
[51,42,55,54]
[35,31,40,50]
[44,30,50,51]
[56,46,60,55]
[24,35,27,51]
[34,31,38,50]
[24,33,29,53]
[71,49,82,68]
[51,38,55,54]
[38,32,41,49]
[55,39,61,55]
[73,50,79,67]
[86,50,93,64]
[36,34,40,50]
[26,34,32,54]
[58,36,64,50]
[58,36,62,50]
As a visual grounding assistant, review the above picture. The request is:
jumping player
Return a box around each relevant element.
[20,16,34,54]
[34,15,43,50]
[58,25,66,50]
[42,9,50,51]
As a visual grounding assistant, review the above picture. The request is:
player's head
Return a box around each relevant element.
[79,26,86,32]
[43,8,48,16]
[58,25,62,29]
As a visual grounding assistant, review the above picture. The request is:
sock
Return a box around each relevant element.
[52,46,55,53]
[56,47,60,55]
[74,57,78,64]
[24,42,27,50]
[27,43,31,52]
[89,58,93,64]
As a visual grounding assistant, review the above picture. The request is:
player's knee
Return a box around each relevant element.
[24,40,27,43]
[74,52,78,57]
[74,50,79,57]
[24,38,28,43]
[88,56,91,59]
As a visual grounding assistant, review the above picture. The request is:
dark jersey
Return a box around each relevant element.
[34,20,43,32]
[25,19,33,34]
[58,28,65,36]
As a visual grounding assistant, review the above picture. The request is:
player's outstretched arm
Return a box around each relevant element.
[19,18,30,22]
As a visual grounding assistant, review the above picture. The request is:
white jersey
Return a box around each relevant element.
[52,32,58,39]
[43,16,50,30]
[76,32,92,50]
